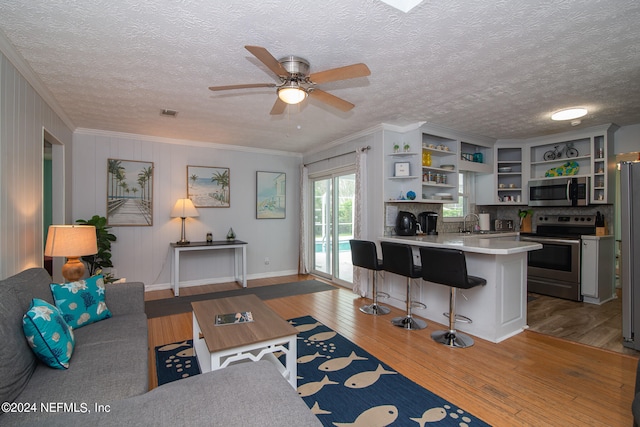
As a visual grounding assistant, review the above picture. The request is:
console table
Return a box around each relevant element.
[170,240,248,296]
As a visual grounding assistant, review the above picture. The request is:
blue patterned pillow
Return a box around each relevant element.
[23,298,75,369]
[50,275,112,329]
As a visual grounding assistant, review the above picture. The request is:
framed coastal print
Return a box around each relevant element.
[106,159,153,226]
[256,171,286,219]
[187,165,230,208]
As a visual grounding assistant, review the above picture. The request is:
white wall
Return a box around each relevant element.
[0,51,73,279]
[72,130,302,289]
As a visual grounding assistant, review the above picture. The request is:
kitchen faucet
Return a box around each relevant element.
[462,213,480,233]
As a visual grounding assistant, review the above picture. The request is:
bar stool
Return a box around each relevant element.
[380,241,427,330]
[419,247,486,348]
[349,240,390,315]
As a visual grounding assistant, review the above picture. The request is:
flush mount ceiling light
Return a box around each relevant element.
[277,82,308,105]
[551,108,588,121]
[379,0,424,13]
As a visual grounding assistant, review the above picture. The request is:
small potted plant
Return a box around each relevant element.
[403,143,411,152]
[393,143,400,153]
[76,215,117,282]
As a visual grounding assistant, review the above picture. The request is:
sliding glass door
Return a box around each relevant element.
[310,170,355,284]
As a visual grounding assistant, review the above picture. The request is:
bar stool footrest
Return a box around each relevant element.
[443,312,473,324]
[411,300,427,310]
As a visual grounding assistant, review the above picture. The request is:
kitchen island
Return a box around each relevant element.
[378,233,541,343]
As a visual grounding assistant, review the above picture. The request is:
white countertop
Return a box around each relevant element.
[379,232,542,255]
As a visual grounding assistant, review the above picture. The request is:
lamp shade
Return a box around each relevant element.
[170,198,199,218]
[44,225,98,257]
[278,84,307,105]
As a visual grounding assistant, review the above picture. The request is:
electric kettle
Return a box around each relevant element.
[395,211,417,236]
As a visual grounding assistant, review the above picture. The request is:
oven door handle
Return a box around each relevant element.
[566,180,572,203]
[521,237,580,245]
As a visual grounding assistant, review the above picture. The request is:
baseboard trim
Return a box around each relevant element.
[144,269,299,292]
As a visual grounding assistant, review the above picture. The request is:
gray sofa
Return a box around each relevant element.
[1,268,321,426]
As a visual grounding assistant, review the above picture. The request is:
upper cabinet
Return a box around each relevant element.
[526,124,616,204]
[383,124,493,204]
[383,123,617,206]
[420,133,459,203]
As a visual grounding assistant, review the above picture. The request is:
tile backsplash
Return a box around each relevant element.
[383,202,614,235]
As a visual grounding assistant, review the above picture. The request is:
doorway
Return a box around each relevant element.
[43,129,65,278]
[310,170,355,285]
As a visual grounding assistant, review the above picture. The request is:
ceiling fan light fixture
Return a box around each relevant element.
[551,107,588,121]
[278,84,307,105]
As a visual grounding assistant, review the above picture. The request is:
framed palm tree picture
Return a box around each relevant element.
[106,159,154,226]
[256,171,286,219]
[187,165,230,208]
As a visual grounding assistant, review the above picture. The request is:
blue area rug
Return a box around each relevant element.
[154,339,201,386]
[285,315,490,427]
[155,318,490,426]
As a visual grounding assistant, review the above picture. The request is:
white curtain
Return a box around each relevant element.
[352,147,368,296]
[298,164,309,274]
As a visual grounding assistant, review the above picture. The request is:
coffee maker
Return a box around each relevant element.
[418,212,438,235]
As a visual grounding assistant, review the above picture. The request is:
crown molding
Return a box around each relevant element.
[74,128,302,158]
[0,29,76,132]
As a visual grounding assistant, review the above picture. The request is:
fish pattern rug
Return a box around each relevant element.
[155,318,489,426]
[154,339,201,386]
[285,315,490,427]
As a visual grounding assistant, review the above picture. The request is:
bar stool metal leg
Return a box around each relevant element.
[360,270,390,315]
[391,277,427,330]
[431,287,475,348]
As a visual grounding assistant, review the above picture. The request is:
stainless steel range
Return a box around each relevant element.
[519,215,596,301]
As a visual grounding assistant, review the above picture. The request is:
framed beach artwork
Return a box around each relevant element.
[256,171,286,219]
[187,166,230,208]
[106,159,154,226]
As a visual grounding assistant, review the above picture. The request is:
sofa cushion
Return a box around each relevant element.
[15,312,148,402]
[0,285,37,404]
[22,299,75,369]
[40,361,322,427]
[5,268,55,311]
[50,275,112,329]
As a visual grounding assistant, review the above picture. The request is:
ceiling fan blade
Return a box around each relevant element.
[309,89,355,112]
[309,63,371,84]
[270,97,287,115]
[245,45,289,78]
[209,83,276,91]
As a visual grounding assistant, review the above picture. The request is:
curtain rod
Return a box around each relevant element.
[304,145,371,167]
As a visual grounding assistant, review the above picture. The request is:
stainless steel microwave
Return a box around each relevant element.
[528,176,589,207]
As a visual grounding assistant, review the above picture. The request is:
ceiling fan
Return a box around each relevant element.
[208,46,371,115]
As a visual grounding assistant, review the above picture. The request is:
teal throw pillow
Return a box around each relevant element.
[50,275,112,329]
[23,298,75,369]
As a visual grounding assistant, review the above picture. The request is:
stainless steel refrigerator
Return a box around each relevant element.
[622,161,640,349]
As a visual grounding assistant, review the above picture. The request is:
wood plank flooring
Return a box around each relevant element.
[527,290,640,357]
[146,276,638,427]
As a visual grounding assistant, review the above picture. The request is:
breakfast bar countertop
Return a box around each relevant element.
[379,232,542,255]
[377,232,541,343]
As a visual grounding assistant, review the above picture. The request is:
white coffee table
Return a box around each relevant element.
[191,294,297,388]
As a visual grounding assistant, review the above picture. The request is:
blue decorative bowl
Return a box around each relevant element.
[406,191,416,200]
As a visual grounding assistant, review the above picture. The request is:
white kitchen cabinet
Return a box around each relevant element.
[526,124,617,204]
[581,235,615,304]
[476,146,527,205]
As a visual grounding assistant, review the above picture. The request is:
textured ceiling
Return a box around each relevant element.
[1,0,639,153]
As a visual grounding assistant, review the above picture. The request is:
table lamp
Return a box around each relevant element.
[44,225,98,282]
[171,198,199,245]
